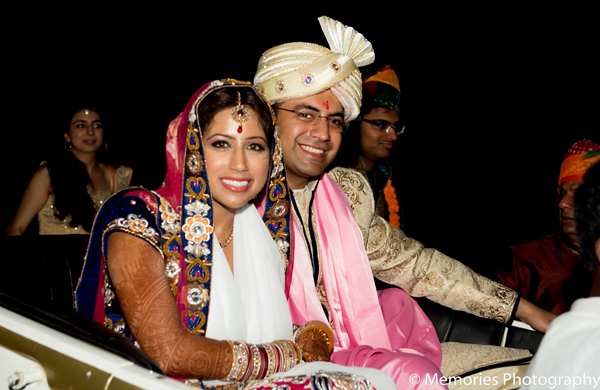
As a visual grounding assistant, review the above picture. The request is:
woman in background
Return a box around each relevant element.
[6,106,133,235]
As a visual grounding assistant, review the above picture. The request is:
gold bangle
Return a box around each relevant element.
[249,344,261,380]
[281,340,298,369]
[290,340,302,365]
[271,341,287,373]
[235,340,250,382]
[274,340,292,372]
[263,342,277,377]
[222,340,241,381]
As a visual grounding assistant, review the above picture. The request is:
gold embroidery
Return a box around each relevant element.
[329,167,519,324]
[38,164,133,235]
[440,342,532,378]
[328,167,373,245]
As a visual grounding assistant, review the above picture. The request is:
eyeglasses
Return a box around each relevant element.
[361,118,405,135]
[277,107,349,133]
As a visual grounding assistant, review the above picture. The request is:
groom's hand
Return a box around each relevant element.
[295,329,331,362]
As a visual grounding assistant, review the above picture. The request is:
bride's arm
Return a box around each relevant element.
[107,232,232,379]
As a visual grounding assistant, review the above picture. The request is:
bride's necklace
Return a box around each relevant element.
[219,227,234,248]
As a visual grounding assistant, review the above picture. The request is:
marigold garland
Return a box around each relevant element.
[383,180,400,229]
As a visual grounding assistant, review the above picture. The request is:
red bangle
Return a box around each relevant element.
[247,343,261,380]
[256,344,268,379]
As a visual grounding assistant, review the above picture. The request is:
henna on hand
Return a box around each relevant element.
[295,328,331,362]
[107,232,232,379]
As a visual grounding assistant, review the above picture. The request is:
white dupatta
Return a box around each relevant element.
[204,204,395,390]
[205,203,293,343]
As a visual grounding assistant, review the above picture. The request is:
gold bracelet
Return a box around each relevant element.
[277,340,298,370]
[225,340,290,381]
[222,340,242,381]
[235,340,250,382]
[263,342,278,377]
[289,339,302,365]
[274,340,291,372]
[249,344,261,380]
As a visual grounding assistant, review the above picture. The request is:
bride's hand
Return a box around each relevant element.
[295,329,331,362]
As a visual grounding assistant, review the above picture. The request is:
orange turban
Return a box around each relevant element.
[558,140,600,187]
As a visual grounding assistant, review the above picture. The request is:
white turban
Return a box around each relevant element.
[253,16,375,122]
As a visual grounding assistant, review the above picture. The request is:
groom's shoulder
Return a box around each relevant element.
[327,167,375,219]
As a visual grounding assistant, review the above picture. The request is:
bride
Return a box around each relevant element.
[75,79,396,389]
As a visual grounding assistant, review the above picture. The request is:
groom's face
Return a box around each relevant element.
[275,90,344,190]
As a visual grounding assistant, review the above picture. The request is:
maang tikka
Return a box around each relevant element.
[232,91,248,133]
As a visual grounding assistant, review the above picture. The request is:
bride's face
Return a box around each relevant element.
[204,108,270,214]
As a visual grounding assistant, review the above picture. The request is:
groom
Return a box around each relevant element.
[254,17,553,336]
[253,18,556,385]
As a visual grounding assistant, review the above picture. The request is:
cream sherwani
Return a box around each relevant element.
[327,167,518,323]
[290,168,531,381]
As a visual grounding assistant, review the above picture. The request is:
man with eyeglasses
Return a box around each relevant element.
[254,16,553,383]
[334,66,405,231]
[254,18,449,388]
[273,104,348,191]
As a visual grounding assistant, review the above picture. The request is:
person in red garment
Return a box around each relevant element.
[522,160,600,389]
[497,139,600,315]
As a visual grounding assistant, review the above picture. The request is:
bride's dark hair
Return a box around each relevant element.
[196,88,275,147]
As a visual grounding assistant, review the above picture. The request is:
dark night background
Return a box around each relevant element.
[3,6,595,278]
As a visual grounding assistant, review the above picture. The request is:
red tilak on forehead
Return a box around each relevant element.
[324,101,330,110]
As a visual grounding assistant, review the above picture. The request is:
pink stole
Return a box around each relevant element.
[286,174,393,351]
[263,174,445,388]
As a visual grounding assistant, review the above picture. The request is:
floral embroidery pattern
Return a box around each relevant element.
[186,151,203,176]
[182,83,240,334]
[183,200,212,259]
[185,370,376,389]
[115,214,158,238]
[187,284,209,308]
[271,128,284,178]
[332,167,520,324]
[159,201,180,235]
[159,196,182,295]
[264,128,291,269]
[183,214,214,243]
[185,200,211,216]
